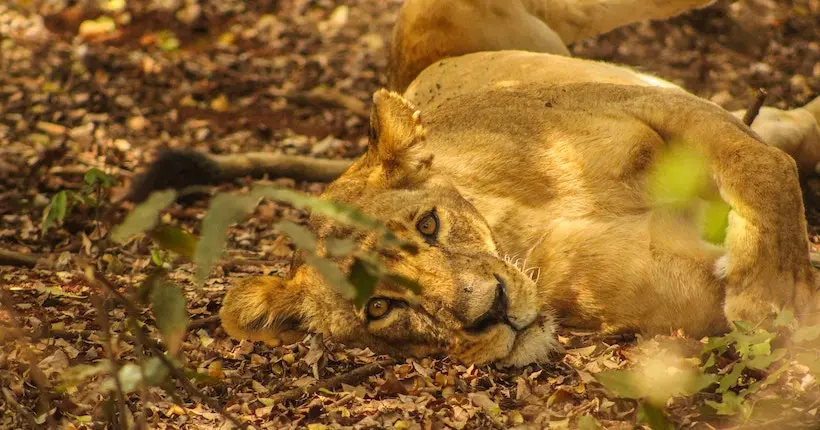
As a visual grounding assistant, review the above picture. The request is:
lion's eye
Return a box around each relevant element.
[366,298,391,320]
[416,212,439,238]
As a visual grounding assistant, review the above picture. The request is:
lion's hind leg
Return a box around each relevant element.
[731,97,820,176]
[632,96,816,327]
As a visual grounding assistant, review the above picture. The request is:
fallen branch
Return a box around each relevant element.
[269,358,396,404]
[0,249,41,268]
[742,88,768,126]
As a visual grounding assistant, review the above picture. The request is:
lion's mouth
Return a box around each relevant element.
[463,276,530,335]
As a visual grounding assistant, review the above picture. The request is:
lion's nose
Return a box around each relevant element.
[466,275,515,333]
[488,275,509,322]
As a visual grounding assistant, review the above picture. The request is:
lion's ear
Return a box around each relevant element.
[366,89,432,186]
[219,276,307,346]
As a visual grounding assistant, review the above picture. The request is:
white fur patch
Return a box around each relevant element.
[498,313,562,367]
[713,255,729,280]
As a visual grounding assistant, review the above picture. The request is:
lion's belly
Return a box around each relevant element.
[457,188,729,337]
[527,212,728,337]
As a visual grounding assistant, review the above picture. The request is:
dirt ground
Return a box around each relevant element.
[1,0,819,428]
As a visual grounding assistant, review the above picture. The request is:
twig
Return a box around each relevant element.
[0,249,41,267]
[269,359,396,404]
[0,289,56,429]
[742,88,768,126]
[89,291,129,429]
[188,315,221,330]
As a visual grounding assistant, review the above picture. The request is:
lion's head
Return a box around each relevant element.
[219,90,560,366]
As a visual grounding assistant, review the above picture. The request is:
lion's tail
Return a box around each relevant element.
[126,149,352,203]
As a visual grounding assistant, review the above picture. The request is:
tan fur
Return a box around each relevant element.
[220,0,820,366]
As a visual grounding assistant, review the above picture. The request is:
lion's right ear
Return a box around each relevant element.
[365,89,432,187]
[219,276,308,346]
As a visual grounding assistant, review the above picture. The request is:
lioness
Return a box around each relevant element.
[134,0,820,366]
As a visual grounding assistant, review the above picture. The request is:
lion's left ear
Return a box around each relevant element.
[366,89,432,187]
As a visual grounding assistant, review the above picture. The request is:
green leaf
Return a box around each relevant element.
[700,199,731,244]
[385,273,423,294]
[305,255,356,300]
[114,363,143,393]
[156,30,180,52]
[83,167,117,189]
[701,353,716,370]
[349,257,379,307]
[637,403,672,430]
[576,415,603,430]
[702,332,735,355]
[41,190,69,233]
[793,324,820,343]
[595,370,642,399]
[717,363,746,393]
[58,362,108,392]
[112,190,177,243]
[142,356,170,387]
[326,236,357,257]
[251,186,382,231]
[705,391,747,416]
[150,225,198,259]
[276,221,317,253]
[648,143,710,208]
[150,280,189,355]
[195,193,257,282]
[150,249,167,268]
[745,348,787,371]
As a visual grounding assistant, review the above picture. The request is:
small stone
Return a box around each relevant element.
[36,121,67,136]
[113,138,131,151]
[127,116,148,132]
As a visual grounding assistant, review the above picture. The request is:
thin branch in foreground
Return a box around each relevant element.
[82,266,248,429]
[742,88,768,127]
[89,291,130,430]
[269,358,396,405]
[0,289,56,429]
[0,249,41,268]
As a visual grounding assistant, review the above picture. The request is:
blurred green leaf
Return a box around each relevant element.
[252,186,382,230]
[637,403,672,430]
[41,190,69,233]
[326,236,357,257]
[349,257,379,307]
[111,190,177,243]
[83,167,117,190]
[648,143,710,207]
[156,30,180,52]
[700,199,730,244]
[150,225,198,259]
[195,193,257,282]
[150,280,189,355]
[717,363,746,394]
[705,391,747,416]
[305,254,356,300]
[142,357,170,387]
[577,415,603,430]
[276,221,317,253]
[595,370,642,399]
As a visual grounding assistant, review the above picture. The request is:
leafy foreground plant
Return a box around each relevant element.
[595,314,820,429]
[40,184,420,428]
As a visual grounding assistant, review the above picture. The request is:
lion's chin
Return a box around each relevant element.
[497,313,562,367]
